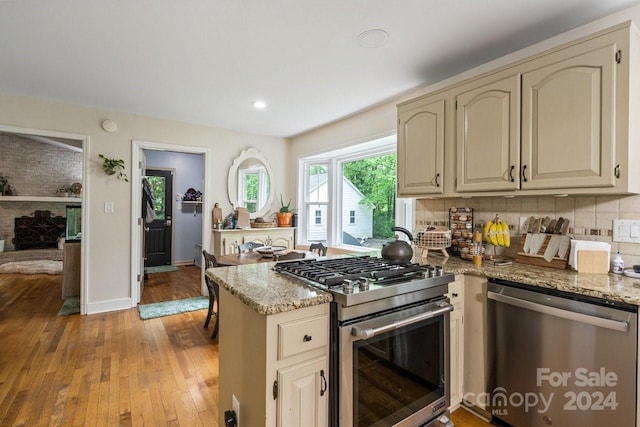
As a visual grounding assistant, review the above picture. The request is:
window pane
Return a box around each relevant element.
[307,164,328,203]
[342,153,396,249]
[307,204,327,242]
[148,176,166,220]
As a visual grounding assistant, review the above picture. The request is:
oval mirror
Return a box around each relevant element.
[227,148,275,219]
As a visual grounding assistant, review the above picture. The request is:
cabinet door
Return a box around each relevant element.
[455,75,520,192]
[271,236,292,249]
[277,356,328,427]
[397,97,445,196]
[521,43,616,190]
[449,305,464,409]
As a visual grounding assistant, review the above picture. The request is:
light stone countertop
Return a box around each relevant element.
[418,254,640,305]
[206,262,332,315]
[207,254,640,316]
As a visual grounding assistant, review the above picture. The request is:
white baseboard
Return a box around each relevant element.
[85,297,133,315]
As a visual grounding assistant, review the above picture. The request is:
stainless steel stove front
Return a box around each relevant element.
[331,297,453,426]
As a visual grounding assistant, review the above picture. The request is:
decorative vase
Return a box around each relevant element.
[277,212,293,227]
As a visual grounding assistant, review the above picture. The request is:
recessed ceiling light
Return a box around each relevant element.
[253,100,267,109]
[357,29,389,48]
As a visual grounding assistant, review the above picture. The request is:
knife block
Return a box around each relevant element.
[515,234,570,270]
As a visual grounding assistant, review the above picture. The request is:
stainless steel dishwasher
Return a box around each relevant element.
[487,279,637,427]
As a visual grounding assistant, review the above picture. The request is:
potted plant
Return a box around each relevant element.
[99,154,129,181]
[276,195,295,227]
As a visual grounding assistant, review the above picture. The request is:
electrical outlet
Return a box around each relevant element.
[613,219,640,243]
[232,395,240,427]
[104,201,114,213]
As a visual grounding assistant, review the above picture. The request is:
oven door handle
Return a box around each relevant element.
[351,303,453,339]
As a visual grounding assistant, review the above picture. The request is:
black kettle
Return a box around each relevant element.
[381,226,414,265]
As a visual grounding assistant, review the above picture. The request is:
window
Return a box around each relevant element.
[239,167,269,213]
[299,134,409,250]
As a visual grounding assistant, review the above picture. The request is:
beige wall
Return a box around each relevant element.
[0,93,288,313]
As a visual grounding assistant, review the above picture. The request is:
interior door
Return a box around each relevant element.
[144,169,173,267]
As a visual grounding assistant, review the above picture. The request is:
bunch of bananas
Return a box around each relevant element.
[483,215,510,247]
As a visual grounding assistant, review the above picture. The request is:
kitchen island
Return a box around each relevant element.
[207,262,331,427]
[208,254,640,426]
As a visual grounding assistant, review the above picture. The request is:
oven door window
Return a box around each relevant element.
[353,315,445,426]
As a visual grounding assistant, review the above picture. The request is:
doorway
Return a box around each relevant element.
[144,169,174,267]
[0,124,89,314]
[131,141,210,306]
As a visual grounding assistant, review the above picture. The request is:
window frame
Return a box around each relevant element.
[297,135,405,247]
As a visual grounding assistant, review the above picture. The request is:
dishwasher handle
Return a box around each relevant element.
[488,291,629,332]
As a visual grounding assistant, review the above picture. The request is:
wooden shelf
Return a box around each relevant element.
[0,196,81,203]
[181,200,202,205]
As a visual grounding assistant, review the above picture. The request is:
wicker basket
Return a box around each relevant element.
[414,228,452,258]
[251,222,277,228]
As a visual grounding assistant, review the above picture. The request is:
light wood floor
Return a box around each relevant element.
[0,267,490,427]
[451,406,494,426]
[0,267,218,426]
[141,265,203,304]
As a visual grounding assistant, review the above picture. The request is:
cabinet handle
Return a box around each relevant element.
[509,165,515,182]
[435,173,440,187]
[320,369,327,396]
[303,334,312,342]
[522,165,528,182]
[615,164,621,179]
[452,293,459,298]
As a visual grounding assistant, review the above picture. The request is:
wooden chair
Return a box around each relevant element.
[309,242,328,256]
[202,250,219,339]
[237,241,264,253]
[274,251,306,262]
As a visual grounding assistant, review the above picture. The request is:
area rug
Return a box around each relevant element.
[138,296,208,320]
[57,295,80,316]
[144,265,179,274]
[0,260,63,275]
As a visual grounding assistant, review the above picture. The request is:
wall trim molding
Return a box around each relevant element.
[86,297,133,315]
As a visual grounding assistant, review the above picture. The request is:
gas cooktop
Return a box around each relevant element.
[274,256,455,306]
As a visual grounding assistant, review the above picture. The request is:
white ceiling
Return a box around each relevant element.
[1,0,638,138]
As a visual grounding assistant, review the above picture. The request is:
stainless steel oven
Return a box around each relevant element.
[274,257,456,427]
[337,298,454,427]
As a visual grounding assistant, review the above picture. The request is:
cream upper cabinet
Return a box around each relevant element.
[454,74,520,192]
[397,95,446,196]
[521,40,617,190]
[399,21,640,197]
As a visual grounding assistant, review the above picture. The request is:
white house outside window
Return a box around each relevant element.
[298,134,411,249]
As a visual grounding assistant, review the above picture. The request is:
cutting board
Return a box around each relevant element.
[515,233,570,270]
[577,251,609,274]
[212,204,223,227]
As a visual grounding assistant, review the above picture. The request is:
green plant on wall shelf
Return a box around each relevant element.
[99,154,128,182]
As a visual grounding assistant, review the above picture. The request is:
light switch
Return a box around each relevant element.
[104,201,114,213]
[613,219,640,243]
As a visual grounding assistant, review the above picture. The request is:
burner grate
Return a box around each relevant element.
[274,256,425,287]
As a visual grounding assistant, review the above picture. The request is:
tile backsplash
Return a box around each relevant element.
[415,194,640,267]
